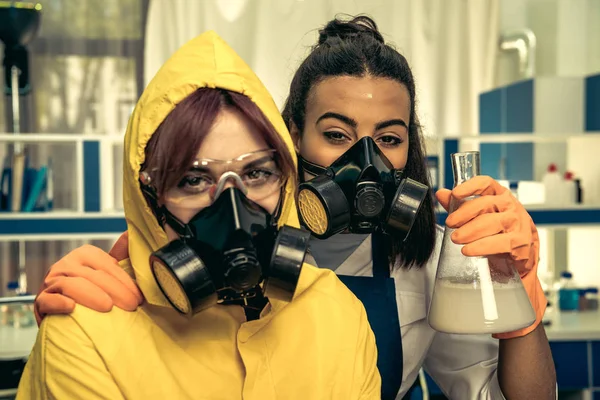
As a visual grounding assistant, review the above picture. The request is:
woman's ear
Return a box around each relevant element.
[289,122,301,154]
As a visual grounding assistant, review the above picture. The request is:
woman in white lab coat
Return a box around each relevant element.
[34,16,556,400]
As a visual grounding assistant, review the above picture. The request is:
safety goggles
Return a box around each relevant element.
[141,149,284,210]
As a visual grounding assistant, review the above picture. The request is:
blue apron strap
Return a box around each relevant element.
[372,233,390,280]
[338,273,403,399]
[371,233,404,399]
[337,234,404,399]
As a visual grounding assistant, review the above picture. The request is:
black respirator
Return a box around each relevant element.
[142,174,310,316]
[297,137,428,239]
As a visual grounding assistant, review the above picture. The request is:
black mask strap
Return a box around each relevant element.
[392,169,405,186]
[298,155,328,177]
[162,208,195,238]
[140,182,194,238]
[269,185,286,228]
[224,286,270,321]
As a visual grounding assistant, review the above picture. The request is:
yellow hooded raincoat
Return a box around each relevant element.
[16,31,381,400]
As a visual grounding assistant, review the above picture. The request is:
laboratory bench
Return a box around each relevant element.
[417,309,600,399]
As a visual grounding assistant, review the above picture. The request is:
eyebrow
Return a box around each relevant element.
[316,112,408,131]
[376,119,408,130]
[316,112,357,128]
[189,165,210,173]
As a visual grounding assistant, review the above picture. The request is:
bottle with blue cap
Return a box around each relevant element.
[7,281,19,293]
[558,271,580,312]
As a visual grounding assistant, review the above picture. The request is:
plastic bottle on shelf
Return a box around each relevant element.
[509,181,519,199]
[583,288,599,311]
[558,272,580,312]
[563,171,576,206]
[579,289,588,311]
[542,163,563,206]
[0,281,19,327]
[574,178,583,204]
[6,281,18,296]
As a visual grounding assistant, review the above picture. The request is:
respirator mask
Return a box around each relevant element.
[140,149,310,316]
[297,137,428,239]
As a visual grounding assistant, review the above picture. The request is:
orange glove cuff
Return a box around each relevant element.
[492,272,547,339]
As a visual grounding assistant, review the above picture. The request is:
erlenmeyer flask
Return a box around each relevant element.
[428,151,536,334]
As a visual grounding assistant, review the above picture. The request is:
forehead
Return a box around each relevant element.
[195,108,270,160]
[306,76,411,123]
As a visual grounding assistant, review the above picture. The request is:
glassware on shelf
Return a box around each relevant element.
[428,151,536,334]
[584,288,599,311]
[557,271,580,312]
[0,282,35,328]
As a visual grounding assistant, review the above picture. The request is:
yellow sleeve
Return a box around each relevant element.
[16,314,125,400]
[355,306,382,400]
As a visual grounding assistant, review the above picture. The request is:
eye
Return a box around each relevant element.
[178,174,212,194]
[376,135,403,148]
[243,168,279,186]
[323,131,350,144]
[247,169,271,180]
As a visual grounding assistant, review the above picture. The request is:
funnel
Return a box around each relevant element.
[1,2,42,95]
[0,1,42,47]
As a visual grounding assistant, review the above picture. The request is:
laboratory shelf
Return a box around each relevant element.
[436,205,600,228]
[0,211,126,241]
[0,133,124,143]
[0,207,599,240]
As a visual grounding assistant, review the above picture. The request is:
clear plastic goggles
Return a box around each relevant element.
[142,149,284,211]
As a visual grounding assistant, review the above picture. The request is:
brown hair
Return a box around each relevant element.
[143,88,295,198]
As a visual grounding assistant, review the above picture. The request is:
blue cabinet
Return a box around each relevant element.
[586,74,600,131]
[478,80,534,182]
[550,341,589,389]
[593,342,600,387]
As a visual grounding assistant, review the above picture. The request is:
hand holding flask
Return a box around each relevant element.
[428,151,537,335]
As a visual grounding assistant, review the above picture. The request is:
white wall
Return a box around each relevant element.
[497,0,600,86]
[497,0,600,289]
[144,0,500,140]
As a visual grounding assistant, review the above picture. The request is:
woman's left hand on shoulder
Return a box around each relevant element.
[435,175,538,277]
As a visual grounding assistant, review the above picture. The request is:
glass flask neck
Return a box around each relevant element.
[451,151,481,187]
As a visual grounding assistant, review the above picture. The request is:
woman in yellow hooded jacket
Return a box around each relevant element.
[16,30,380,400]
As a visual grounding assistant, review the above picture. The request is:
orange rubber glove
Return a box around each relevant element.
[436,176,547,339]
[34,232,140,326]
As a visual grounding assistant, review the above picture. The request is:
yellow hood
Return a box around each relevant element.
[123,31,300,307]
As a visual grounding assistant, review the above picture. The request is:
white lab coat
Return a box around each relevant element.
[333,226,507,400]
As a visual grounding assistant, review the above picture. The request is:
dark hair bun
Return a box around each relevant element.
[318,15,385,46]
